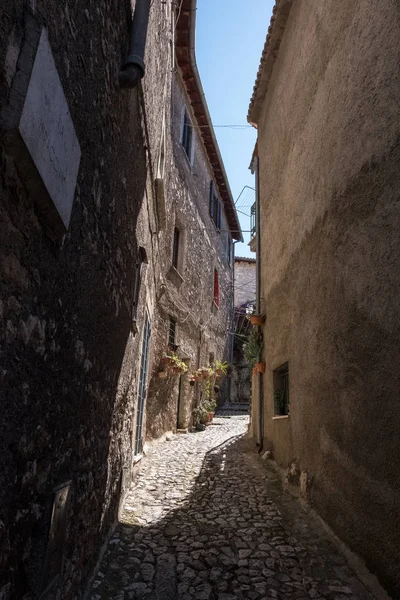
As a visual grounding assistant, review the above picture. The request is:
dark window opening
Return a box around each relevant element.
[168,317,177,349]
[172,227,180,269]
[213,269,220,308]
[182,110,192,159]
[226,234,232,265]
[209,181,222,230]
[273,362,289,416]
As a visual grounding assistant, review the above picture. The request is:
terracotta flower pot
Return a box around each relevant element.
[256,362,266,373]
[249,314,265,326]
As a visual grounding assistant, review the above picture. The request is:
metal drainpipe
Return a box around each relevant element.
[119,0,151,88]
[228,240,239,401]
[255,155,264,449]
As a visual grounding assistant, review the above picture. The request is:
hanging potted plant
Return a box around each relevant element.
[215,360,229,377]
[249,313,266,326]
[243,328,264,371]
[256,361,266,373]
[161,354,175,366]
[166,353,188,375]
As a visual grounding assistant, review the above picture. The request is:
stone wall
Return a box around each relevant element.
[0,1,167,598]
[0,1,235,597]
[142,70,234,439]
[253,0,400,594]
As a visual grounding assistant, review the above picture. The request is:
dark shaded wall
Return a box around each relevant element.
[255,0,400,595]
[0,0,157,597]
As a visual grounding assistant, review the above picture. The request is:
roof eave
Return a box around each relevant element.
[175,0,243,242]
[247,0,293,125]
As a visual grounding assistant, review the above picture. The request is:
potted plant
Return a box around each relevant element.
[161,354,175,366]
[193,405,208,430]
[215,360,229,377]
[243,328,264,370]
[249,314,266,326]
[204,399,217,423]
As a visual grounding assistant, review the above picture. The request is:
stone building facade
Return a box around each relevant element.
[0,1,239,599]
[231,257,256,404]
[234,257,256,308]
[248,0,400,595]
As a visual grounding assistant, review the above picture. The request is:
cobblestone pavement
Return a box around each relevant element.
[89,416,375,600]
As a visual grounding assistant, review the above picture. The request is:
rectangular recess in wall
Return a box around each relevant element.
[40,481,71,596]
[273,362,289,416]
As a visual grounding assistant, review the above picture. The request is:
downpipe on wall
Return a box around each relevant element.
[119,0,151,88]
[254,155,264,450]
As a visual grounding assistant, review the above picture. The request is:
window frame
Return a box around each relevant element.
[209,180,222,231]
[168,316,177,349]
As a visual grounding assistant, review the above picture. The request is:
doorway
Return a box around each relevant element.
[134,312,151,456]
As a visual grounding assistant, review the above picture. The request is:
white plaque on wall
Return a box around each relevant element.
[2,24,81,239]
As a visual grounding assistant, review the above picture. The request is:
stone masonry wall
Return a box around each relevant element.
[0,1,171,598]
[142,69,234,439]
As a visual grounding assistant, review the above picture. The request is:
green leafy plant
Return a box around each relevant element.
[242,329,263,369]
[215,360,229,376]
[161,352,188,374]
[192,404,209,425]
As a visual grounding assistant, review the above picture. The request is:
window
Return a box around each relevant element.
[168,316,177,349]
[172,227,180,270]
[213,269,220,308]
[181,109,192,160]
[209,181,222,230]
[273,363,290,416]
[132,246,148,320]
[226,234,232,265]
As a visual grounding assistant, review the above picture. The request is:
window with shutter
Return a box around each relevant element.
[209,181,215,218]
[181,110,192,160]
[216,200,222,230]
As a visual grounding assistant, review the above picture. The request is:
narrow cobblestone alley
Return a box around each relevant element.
[89,417,376,600]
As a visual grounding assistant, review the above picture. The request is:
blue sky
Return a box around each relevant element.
[196,0,274,257]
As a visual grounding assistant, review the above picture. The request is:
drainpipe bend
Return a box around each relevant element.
[119,0,151,89]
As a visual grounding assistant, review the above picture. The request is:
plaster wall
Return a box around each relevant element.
[256,0,400,594]
[234,259,256,308]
